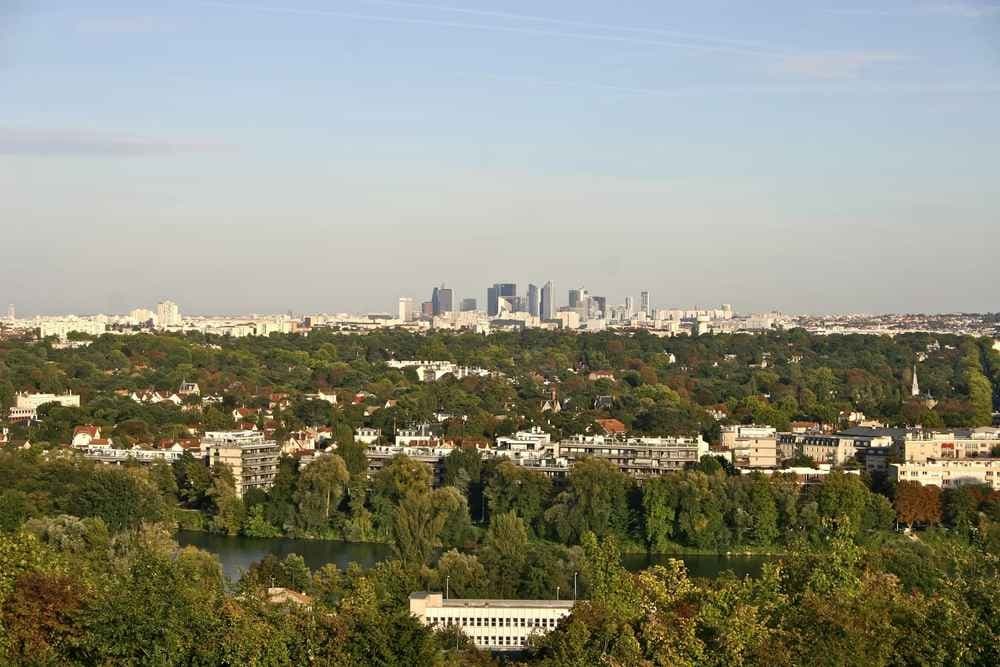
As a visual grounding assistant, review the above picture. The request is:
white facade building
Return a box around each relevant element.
[9,392,81,422]
[156,300,182,328]
[410,593,574,652]
[892,458,1000,491]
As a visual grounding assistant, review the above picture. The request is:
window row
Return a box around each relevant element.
[428,616,558,629]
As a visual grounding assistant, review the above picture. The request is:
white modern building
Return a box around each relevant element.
[892,458,1000,491]
[409,592,574,651]
[8,392,81,422]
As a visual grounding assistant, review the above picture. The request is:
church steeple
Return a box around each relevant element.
[911,364,920,397]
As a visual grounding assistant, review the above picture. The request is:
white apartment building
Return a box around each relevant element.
[386,360,492,382]
[720,425,778,468]
[156,300,182,329]
[398,297,415,322]
[409,593,574,652]
[496,427,552,452]
[37,316,107,340]
[892,458,1000,491]
[555,434,709,478]
[203,431,280,498]
[8,392,81,422]
[901,428,1000,463]
[355,427,382,445]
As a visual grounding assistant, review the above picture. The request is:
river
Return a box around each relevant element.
[178,531,773,582]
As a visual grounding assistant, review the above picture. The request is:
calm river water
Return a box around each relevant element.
[178,531,772,582]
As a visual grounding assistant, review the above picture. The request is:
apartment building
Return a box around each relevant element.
[410,592,574,652]
[554,434,709,478]
[892,458,1000,491]
[355,427,382,445]
[8,392,81,422]
[901,428,1000,463]
[720,425,778,468]
[778,433,858,466]
[203,431,280,498]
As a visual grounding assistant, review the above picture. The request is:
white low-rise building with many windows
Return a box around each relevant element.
[892,458,1000,491]
[409,593,574,651]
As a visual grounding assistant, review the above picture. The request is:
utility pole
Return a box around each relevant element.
[573,572,578,600]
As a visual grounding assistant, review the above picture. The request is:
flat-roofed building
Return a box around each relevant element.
[555,434,709,478]
[9,392,81,423]
[901,428,1000,462]
[778,433,857,466]
[203,431,279,498]
[355,427,382,445]
[720,425,778,468]
[892,458,1000,491]
[409,592,573,652]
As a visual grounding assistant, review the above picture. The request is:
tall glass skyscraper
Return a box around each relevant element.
[540,281,554,320]
[432,285,453,315]
[527,284,539,317]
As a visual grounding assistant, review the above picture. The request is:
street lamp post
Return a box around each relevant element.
[556,586,560,601]
[573,572,578,600]
[446,575,450,600]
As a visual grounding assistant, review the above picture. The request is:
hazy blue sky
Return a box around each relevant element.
[2,1,998,316]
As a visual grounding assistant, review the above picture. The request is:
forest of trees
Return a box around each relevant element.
[1,501,997,665]
[2,329,999,664]
[1,329,998,452]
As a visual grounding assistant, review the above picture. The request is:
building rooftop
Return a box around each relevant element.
[410,592,574,609]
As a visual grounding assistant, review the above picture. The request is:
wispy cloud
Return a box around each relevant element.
[0,128,229,156]
[480,74,1000,99]
[75,16,173,34]
[356,0,790,53]
[775,52,907,79]
[200,1,782,57]
[826,2,1000,18]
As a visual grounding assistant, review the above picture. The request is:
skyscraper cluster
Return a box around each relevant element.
[400,281,655,325]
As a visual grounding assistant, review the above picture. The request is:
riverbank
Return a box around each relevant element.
[177,531,778,582]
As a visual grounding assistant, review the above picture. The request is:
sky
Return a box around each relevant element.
[1,0,998,316]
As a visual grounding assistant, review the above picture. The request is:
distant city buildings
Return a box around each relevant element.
[540,281,554,320]
[431,285,453,316]
[460,298,478,312]
[156,300,181,329]
[487,283,517,317]
[527,284,539,317]
[640,291,651,316]
[398,297,415,322]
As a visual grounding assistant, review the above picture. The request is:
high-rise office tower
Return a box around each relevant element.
[421,301,434,317]
[460,298,477,312]
[624,296,635,317]
[527,284,539,317]
[398,297,414,321]
[487,283,517,316]
[431,285,454,316]
[568,288,589,310]
[591,296,607,318]
[640,291,651,316]
[540,281,554,320]
[6,304,14,321]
